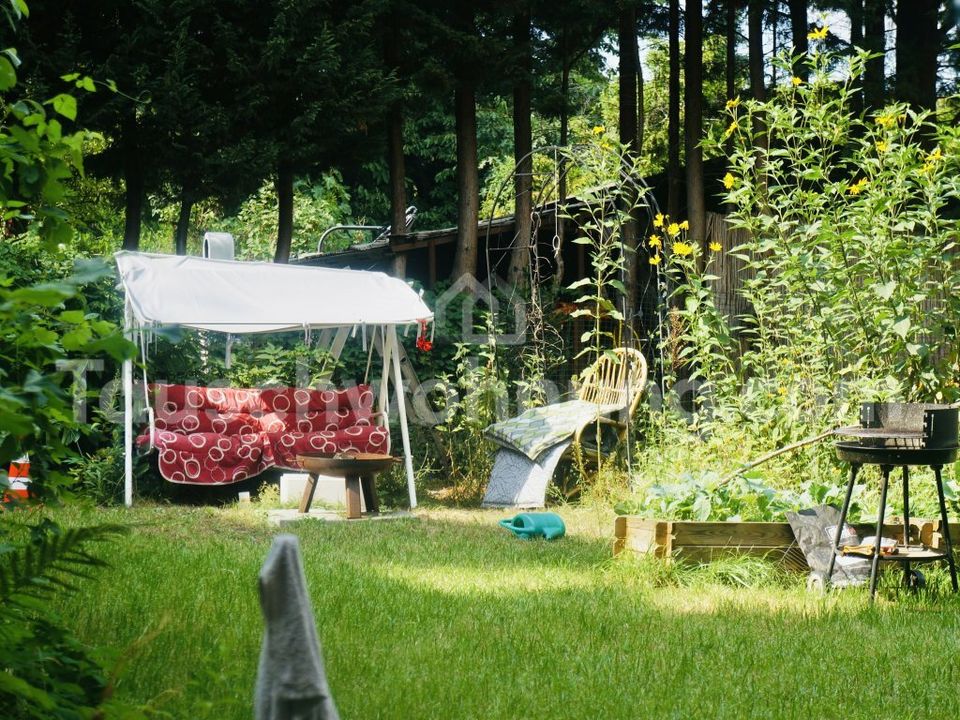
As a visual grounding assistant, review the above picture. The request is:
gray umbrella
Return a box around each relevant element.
[255,535,339,720]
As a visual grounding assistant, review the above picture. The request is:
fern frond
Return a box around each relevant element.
[0,524,129,605]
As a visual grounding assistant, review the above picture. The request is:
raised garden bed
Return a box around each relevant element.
[614,516,960,571]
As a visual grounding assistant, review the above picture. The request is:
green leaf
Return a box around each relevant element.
[68,257,111,284]
[60,310,86,325]
[891,317,911,338]
[0,55,16,91]
[50,93,77,121]
[61,326,93,350]
[8,283,74,306]
[874,281,896,300]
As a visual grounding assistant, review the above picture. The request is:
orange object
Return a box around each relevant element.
[4,455,31,501]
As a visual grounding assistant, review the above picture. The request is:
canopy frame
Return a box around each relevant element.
[116,252,431,509]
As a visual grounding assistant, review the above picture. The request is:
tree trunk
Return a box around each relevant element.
[667,0,681,220]
[619,8,639,154]
[453,82,479,279]
[684,0,705,254]
[863,0,885,110]
[748,0,766,101]
[788,0,809,81]
[509,9,533,289]
[637,61,645,157]
[121,115,143,251]
[274,161,294,263]
[384,13,408,277]
[555,60,570,288]
[619,6,640,341]
[849,0,864,49]
[895,0,939,111]
[849,0,864,114]
[770,1,779,86]
[726,0,737,101]
[174,186,193,256]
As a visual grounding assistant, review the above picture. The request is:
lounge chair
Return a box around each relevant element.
[482,347,648,508]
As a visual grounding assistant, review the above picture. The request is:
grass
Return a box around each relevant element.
[32,502,960,719]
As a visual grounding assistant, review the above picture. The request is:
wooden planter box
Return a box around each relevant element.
[614,516,960,571]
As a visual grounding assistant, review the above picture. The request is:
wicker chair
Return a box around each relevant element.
[567,347,648,459]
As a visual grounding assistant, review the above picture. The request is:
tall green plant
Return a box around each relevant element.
[694,42,960,421]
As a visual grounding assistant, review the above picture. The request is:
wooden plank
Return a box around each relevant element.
[345,474,362,519]
[613,516,627,555]
[299,473,318,514]
[615,517,672,557]
[671,522,795,548]
[615,516,939,571]
[926,522,960,550]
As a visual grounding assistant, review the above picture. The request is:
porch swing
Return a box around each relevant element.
[115,251,433,508]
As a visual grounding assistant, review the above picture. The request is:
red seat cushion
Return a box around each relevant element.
[152,430,270,485]
[142,384,386,485]
[265,425,389,469]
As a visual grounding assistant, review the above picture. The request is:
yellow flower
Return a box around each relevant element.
[680,220,689,231]
[808,26,828,41]
[709,241,722,252]
[724,119,739,138]
[648,255,661,266]
[848,177,868,195]
[653,213,665,228]
[875,140,888,153]
[928,147,943,162]
[723,172,735,190]
[875,113,896,128]
[592,124,605,135]
[726,96,740,109]
[791,76,802,87]
[648,234,662,248]
[667,222,681,236]
[777,386,788,396]
[673,241,693,257]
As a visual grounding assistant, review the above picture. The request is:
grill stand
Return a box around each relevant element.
[827,456,959,601]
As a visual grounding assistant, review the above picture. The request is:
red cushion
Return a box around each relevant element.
[151,384,262,414]
[258,408,374,433]
[142,384,387,485]
[265,425,389,469]
[152,430,270,485]
[154,409,260,435]
[259,385,374,413]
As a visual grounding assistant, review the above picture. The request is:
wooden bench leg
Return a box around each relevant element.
[360,474,379,515]
[345,474,363,519]
[299,473,319,514]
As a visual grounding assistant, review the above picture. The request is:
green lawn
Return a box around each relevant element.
[44,503,960,719]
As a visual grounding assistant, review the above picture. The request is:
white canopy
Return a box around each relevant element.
[115,251,433,333]
[115,250,428,510]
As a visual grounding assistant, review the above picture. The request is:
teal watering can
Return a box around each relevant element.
[499,512,566,540]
